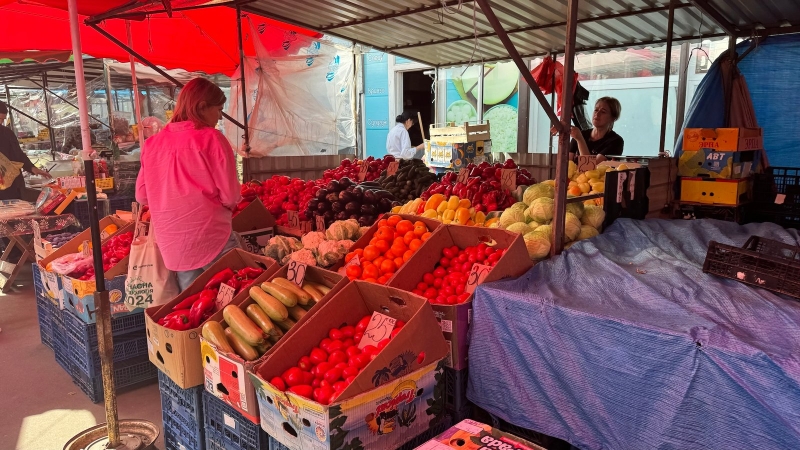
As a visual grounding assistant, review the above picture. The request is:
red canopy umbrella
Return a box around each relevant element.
[0,0,322,75]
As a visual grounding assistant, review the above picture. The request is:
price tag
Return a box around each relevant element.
[358,162,369,181]
[577,155,598,172]
[287,210,300,229]
[81,240,91,257]
[58,176,86,189]
[345,255,360,268]
[456,168,469,184]
[616,172,628,204]
[358,311,397,350]
[32,221,42,247]
[775,194,786,205]
[286,260,308,287]
[316,215,326,232]
[216,283,236,310]
[628,170,636,200]
[300,221,312,234]
[386,161,400,177]
[500,169,517,192]
[465,263,492,294]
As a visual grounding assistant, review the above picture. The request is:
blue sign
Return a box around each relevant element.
[363,50,390,158]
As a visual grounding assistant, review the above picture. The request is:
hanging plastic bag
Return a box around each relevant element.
[0,152,23,190]
[124,215,179,311]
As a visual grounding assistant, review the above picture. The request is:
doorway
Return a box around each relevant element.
[401,70,435,146]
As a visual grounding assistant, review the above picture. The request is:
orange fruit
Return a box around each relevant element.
[394,257,404,267]
[373,256,386,269]
[414,222,428,236]
[421,232,432,242]
[380,259,397,274]
[409,239,423,251]
[396,220,414,235]
[363,245,379,261]
[387,215,402,227]
[391,242,407,255]
[378,219,389,228]
[403,231,416,245]
[363,264,380,279]
[345,264,362,280]
[384,250,396,260]
[376,226,394,241]
[374,239,390,253]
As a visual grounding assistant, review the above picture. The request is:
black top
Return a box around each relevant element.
[0,124,35,200]
[570,128,624,157]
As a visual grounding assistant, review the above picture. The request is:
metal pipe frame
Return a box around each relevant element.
[474,0,565,133]
[40,72,58,159]
[103,60,116,142]
[86,21,247,130]
[674,42,690,142]
[26,78,111,129]
[688,0,738,36]
[387,3,693,52]
[658,0,676,155]
[551,0,579,256]
[4,102,50,130]
[320,0,473,31]
[236,5,251,160]
[5,86,15,134]
[87,0,255,24]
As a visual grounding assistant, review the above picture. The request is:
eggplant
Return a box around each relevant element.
[325,192,340,204]
[317,202,330,213]
[362,190,378,205]
[323,210,335,222]
[307,198,320,211]
[349,214,360,221]
[316,188,329,202]
[358,215,376,227]
[351,186,364,202]
[339,177,354,189]
[331,201,344,213]
[373,190,394,201]
[326,180,341,192]
[335,211,349,221]
[377,197,394,212]
[338,190,354,203]
[345,201,361,214]
[360,204,377,216]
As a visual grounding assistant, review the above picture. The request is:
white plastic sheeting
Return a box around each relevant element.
[225,22,356,157]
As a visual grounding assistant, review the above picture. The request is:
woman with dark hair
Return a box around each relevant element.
[568,96,624,163]
[386,110,425,160]
[135,78,241,291]
[0,101,52,200]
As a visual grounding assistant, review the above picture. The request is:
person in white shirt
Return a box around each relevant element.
[386,111,425,160]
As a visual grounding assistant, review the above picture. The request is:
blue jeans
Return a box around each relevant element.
[176,231,241,292]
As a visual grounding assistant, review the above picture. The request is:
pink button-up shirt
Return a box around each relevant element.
[135,121,241,271]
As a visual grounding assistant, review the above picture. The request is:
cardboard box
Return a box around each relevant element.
[202,265,348,423]
[233,198,276,254]
[680,177,751,206]
[683,127,763,152]
[417,419,546,450]
[679,147,760,179]
[38,215,131,309]
[388,225,532,369]
[145,249,278,389]
[249,281,449,450]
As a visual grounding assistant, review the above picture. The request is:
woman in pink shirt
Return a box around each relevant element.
[136,78,242,291]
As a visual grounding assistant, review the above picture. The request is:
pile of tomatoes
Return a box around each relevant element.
[342,216,433,284]
[269,315,406,405]
[412,243,506,305]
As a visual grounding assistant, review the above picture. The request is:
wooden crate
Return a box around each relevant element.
[243,154,355,182]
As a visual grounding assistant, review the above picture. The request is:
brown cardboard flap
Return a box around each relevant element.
[232,198,276,232]
[39,215,131,270]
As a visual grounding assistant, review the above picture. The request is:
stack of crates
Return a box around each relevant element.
[33,264,59,350]
[677,127,763,221]
[158,372,206,450]
[60,308,156,403]
[203,391,270,450]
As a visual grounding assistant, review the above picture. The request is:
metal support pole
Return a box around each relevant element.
[236,5,251,182]
[26,79,111,129]
[68,0,94,155]
[724,35,737,127]
[103,60,116,142]
[41,73,58,159]
[547,54,556,179]
[674,42,690,143]
[87,22,247,130]
[127,21,146,148]
[474,0,566,133]
[551,0,579,256]
[658,0,676,156]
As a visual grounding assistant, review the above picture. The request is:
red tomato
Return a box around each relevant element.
[442,247,456,259]
[288,385,313,398]
[433,267,447,278]
[327,340,344,353]
[320,380,332,389]
[324,367,343,384]
[395,320,406,329]
[439,257,450,267]
[390,328,402,340]
[319,338,333,353]
[270,377,287,391]
[354,332,363,344]
[340,325,356,338]
[302,371,314,385]
[362,345,378,355]
[423,288,437,300]
[329,328,343,340]
[312,378,321,388]
[346,375,357,384]
[283,367,304,387]
[417,351,426,365]
[343,366,359,378]
[333,381,348,392]
[353,353,371,369]
[328,350,347,366]
[298,356,312,372]
[310,348,329,365]
[341,338,355,348]
[314,362,333,378]
[447,295,458,304]
[345,345,361,357]
[433,278,443,289]
[355,316,371,333]
[422,273,435,285]
[488,252,502,263]
[416,282,429,291]
[377,339,390,351]
[458,293,471,303]
[334,362,349,371]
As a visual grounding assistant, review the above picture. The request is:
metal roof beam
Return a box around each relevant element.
[386,3,693,51]
[688,0,737,35]
[320,0,474,31]
[737,24,800,38]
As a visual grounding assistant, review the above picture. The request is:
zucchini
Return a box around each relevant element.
[301,284,324,302]
[224,328,259,361]
[246,304,280,337]
[260,282,298,307]
[223,305,265,347]
[249,286,289,321]
[288,305,307,322]
[275,318,297,332]
[305,281,331,295]
[255,340,272,356]
[271,277,312,305]
[201,321,234,354]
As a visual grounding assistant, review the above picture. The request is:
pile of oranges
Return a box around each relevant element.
[342,215,433,284]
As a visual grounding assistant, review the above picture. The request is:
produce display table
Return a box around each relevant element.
[0,214,78,292]
[466,218,800,450]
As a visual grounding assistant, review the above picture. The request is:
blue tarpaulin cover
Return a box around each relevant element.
[467,218,800,450]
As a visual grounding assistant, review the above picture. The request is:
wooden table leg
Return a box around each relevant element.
[0,235,35,293]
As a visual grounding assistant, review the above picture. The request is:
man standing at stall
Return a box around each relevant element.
[0,101,52,200]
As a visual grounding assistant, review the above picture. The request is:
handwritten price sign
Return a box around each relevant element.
[500,169,517,191]
[465,263,492,294]
[386,161,400,177]
[286,260,308,287]
[358,162,369,181]
[287,210,300,229]
[216,283,236,310]
[316,215,326,232]
[358,311,397,349]
[577,155,598,172]
[300,221,312,234]
[456,168,469,184]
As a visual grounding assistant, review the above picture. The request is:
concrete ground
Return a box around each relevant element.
[0,264,165,450]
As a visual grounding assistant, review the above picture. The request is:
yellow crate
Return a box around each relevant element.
[683,127,763,152]
[680,177,750,206]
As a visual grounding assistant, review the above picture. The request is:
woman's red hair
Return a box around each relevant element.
[170,77,226,128]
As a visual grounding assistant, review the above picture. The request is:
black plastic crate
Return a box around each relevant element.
[202,391,269,450]
[703,236,800,299]
[163,405,206,450]
[62,307,145,350]
[158,371,205,442]
[108,194,136,213]
[747,167,800,229]
[443,367,469,413]
[69,356,157,403]
[267,436,288,450]
[676,202,744,223]
[602,167,650,229]
[68,331,149,379]
[66,199,110,230]
[395,415,454,450]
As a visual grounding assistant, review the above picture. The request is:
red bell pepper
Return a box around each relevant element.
[160,309,193,330]
[205,268,235,290]
[172,292,201,311]
[238,267,264,279]
[189,293,216,328]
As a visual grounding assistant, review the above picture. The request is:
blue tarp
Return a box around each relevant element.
[467,218,800,450]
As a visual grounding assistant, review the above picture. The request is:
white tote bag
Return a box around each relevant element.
[124,221,179,311]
